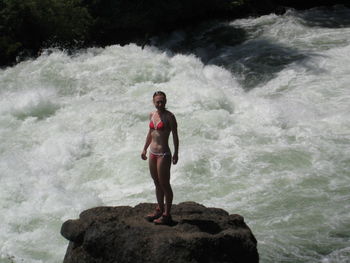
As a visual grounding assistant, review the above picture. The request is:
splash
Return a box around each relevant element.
[0,6,350,263]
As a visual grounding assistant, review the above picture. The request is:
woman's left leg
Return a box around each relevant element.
[157,155,173,216]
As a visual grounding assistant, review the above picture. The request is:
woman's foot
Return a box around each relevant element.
[154,214,173,225]
[145,208,163,222]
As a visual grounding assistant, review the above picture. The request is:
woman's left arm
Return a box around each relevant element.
[169,113,179,164]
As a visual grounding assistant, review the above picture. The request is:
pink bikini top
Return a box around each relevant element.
[149,121,164,130]
[149,113,165,130]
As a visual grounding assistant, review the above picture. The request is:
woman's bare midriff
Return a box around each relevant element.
[150,129,171,153]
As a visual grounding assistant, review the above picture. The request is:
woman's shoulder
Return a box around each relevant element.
[164,110,177,124]
[165,110,175,118]
[149,111,155,119]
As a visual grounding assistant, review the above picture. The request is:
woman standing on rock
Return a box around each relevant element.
[141,91,179,225]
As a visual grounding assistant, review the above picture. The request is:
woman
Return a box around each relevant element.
[141,91,179,225]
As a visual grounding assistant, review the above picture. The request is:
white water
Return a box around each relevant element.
[1,6,350,263]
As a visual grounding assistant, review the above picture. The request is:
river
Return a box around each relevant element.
[0,5,349,263]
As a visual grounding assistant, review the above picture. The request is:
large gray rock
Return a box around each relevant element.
[61,202,259,263]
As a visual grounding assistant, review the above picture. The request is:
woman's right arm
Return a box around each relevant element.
[141,113,153,160]
[141,129,152,160]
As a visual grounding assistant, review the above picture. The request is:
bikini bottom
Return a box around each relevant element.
[149,149,171,160]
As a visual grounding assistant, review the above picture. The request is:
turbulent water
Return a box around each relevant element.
[1,6,350,263]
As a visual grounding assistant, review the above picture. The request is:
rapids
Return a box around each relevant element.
[0,6,349,263]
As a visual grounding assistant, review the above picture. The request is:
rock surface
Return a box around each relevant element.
[61,202,259,263]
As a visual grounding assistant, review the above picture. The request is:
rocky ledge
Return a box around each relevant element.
[61,202,259,263]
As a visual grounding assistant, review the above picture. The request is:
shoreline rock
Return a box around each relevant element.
[61,202,259,263]
[2,1,349,67]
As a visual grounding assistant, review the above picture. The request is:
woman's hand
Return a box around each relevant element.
[172,153,178,165]
[141,149,147,160]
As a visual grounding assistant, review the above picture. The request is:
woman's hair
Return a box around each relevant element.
[153,91,166,99]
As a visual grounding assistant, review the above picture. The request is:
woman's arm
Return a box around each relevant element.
[169,113,179,164]
[141,113,153,160]
[141,129,152,160]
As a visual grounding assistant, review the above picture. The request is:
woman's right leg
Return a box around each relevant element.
[149,155,164,212]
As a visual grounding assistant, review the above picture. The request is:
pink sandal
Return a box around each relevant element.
[154,214,173,225]
[145,207,163,222]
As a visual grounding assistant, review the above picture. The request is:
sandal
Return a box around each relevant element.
[154,214,173,225]
[145,207,163,222]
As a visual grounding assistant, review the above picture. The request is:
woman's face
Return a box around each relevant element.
[153,95,166,111]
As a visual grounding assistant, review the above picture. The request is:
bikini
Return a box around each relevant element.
[149,112,171,160]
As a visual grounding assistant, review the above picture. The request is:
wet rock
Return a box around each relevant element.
[61,202,259,263]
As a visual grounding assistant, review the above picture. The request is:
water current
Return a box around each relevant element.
[0,6,350,263]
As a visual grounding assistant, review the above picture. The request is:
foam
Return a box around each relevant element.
[1,7,350,263]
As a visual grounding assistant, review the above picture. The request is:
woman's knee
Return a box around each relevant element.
[153,177,162,188]
[159,180,172,193]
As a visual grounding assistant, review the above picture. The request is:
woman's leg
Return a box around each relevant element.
[149,155,164,212]
[157,156,173,216]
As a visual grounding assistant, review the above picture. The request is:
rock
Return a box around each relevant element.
[61,202,259,263]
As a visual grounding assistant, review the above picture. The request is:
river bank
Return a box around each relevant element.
[1,0,349,67]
